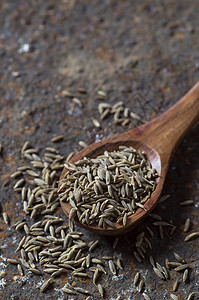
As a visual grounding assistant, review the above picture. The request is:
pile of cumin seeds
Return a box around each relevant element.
[59,146,158,228]
[8,142,126,297]
[6,140,198,299]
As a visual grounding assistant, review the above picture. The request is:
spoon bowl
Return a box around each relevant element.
[59,82,199,235]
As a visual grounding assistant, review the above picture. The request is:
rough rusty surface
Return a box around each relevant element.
[0,0,199,299]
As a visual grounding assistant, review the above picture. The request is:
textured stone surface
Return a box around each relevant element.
[0,0,198,299]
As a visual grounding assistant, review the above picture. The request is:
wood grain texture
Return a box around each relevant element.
[60,82,199,236]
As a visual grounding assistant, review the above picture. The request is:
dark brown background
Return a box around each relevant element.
[0,1,198,299]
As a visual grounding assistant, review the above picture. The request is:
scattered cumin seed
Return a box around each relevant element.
[179,200,194,206]
[28,268,42,275]
[146,226,154,237]
[73,287,90,295]
[184,218,191,232]
[183,269,189,282]
[92,258,103,264]
[167,262,182,268]
[72,97,82,107]
[40,278,53,292]
[170,226,176,235]
[174,253,185,263]
[156,262,164,273]
[159,194,170,203]
[26,170,39,177]
[149,256,155,267]
[134,251,142,263]
[69,208,77,220]
[165,258,170,269]
[89,240,99,252]
[153,221,174,227]
[132,272,139,286]
[14,178,25,189]
[93,268,99,285]
[62,287,77,295]
[149,213,162,221]
[10,171,23,178]
[173,279,179,292]
[184,232,199,242]
[113,237,118,249]
[62,90,73,97]
[3,212,9,225]
[159,226,164,239]
[97,90,107,99]
[77,87,87,94]
[116,258,123,270]
[130,111,142,121]
[142,293,151,300]
[17,264,24,276]
[162,266,169,279]
[153,267,165,280]
[170,294,178,300]
[78,140,88,148]
[97,264,107,274]
[108,260,116,275]
[98,102,111,114]
[91,118,101,128]
[7,258,18,265]
[187,292,195,300]
[138,279,144,292]
[51,135,64,143]
[21,141,30,153]
[73,272,88,278]
[97,284,104,297]
[174,263,190,272]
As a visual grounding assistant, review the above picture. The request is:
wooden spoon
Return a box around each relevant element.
[59,82,199,236]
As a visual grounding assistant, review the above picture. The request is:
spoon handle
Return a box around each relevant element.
[133,81,199,160]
